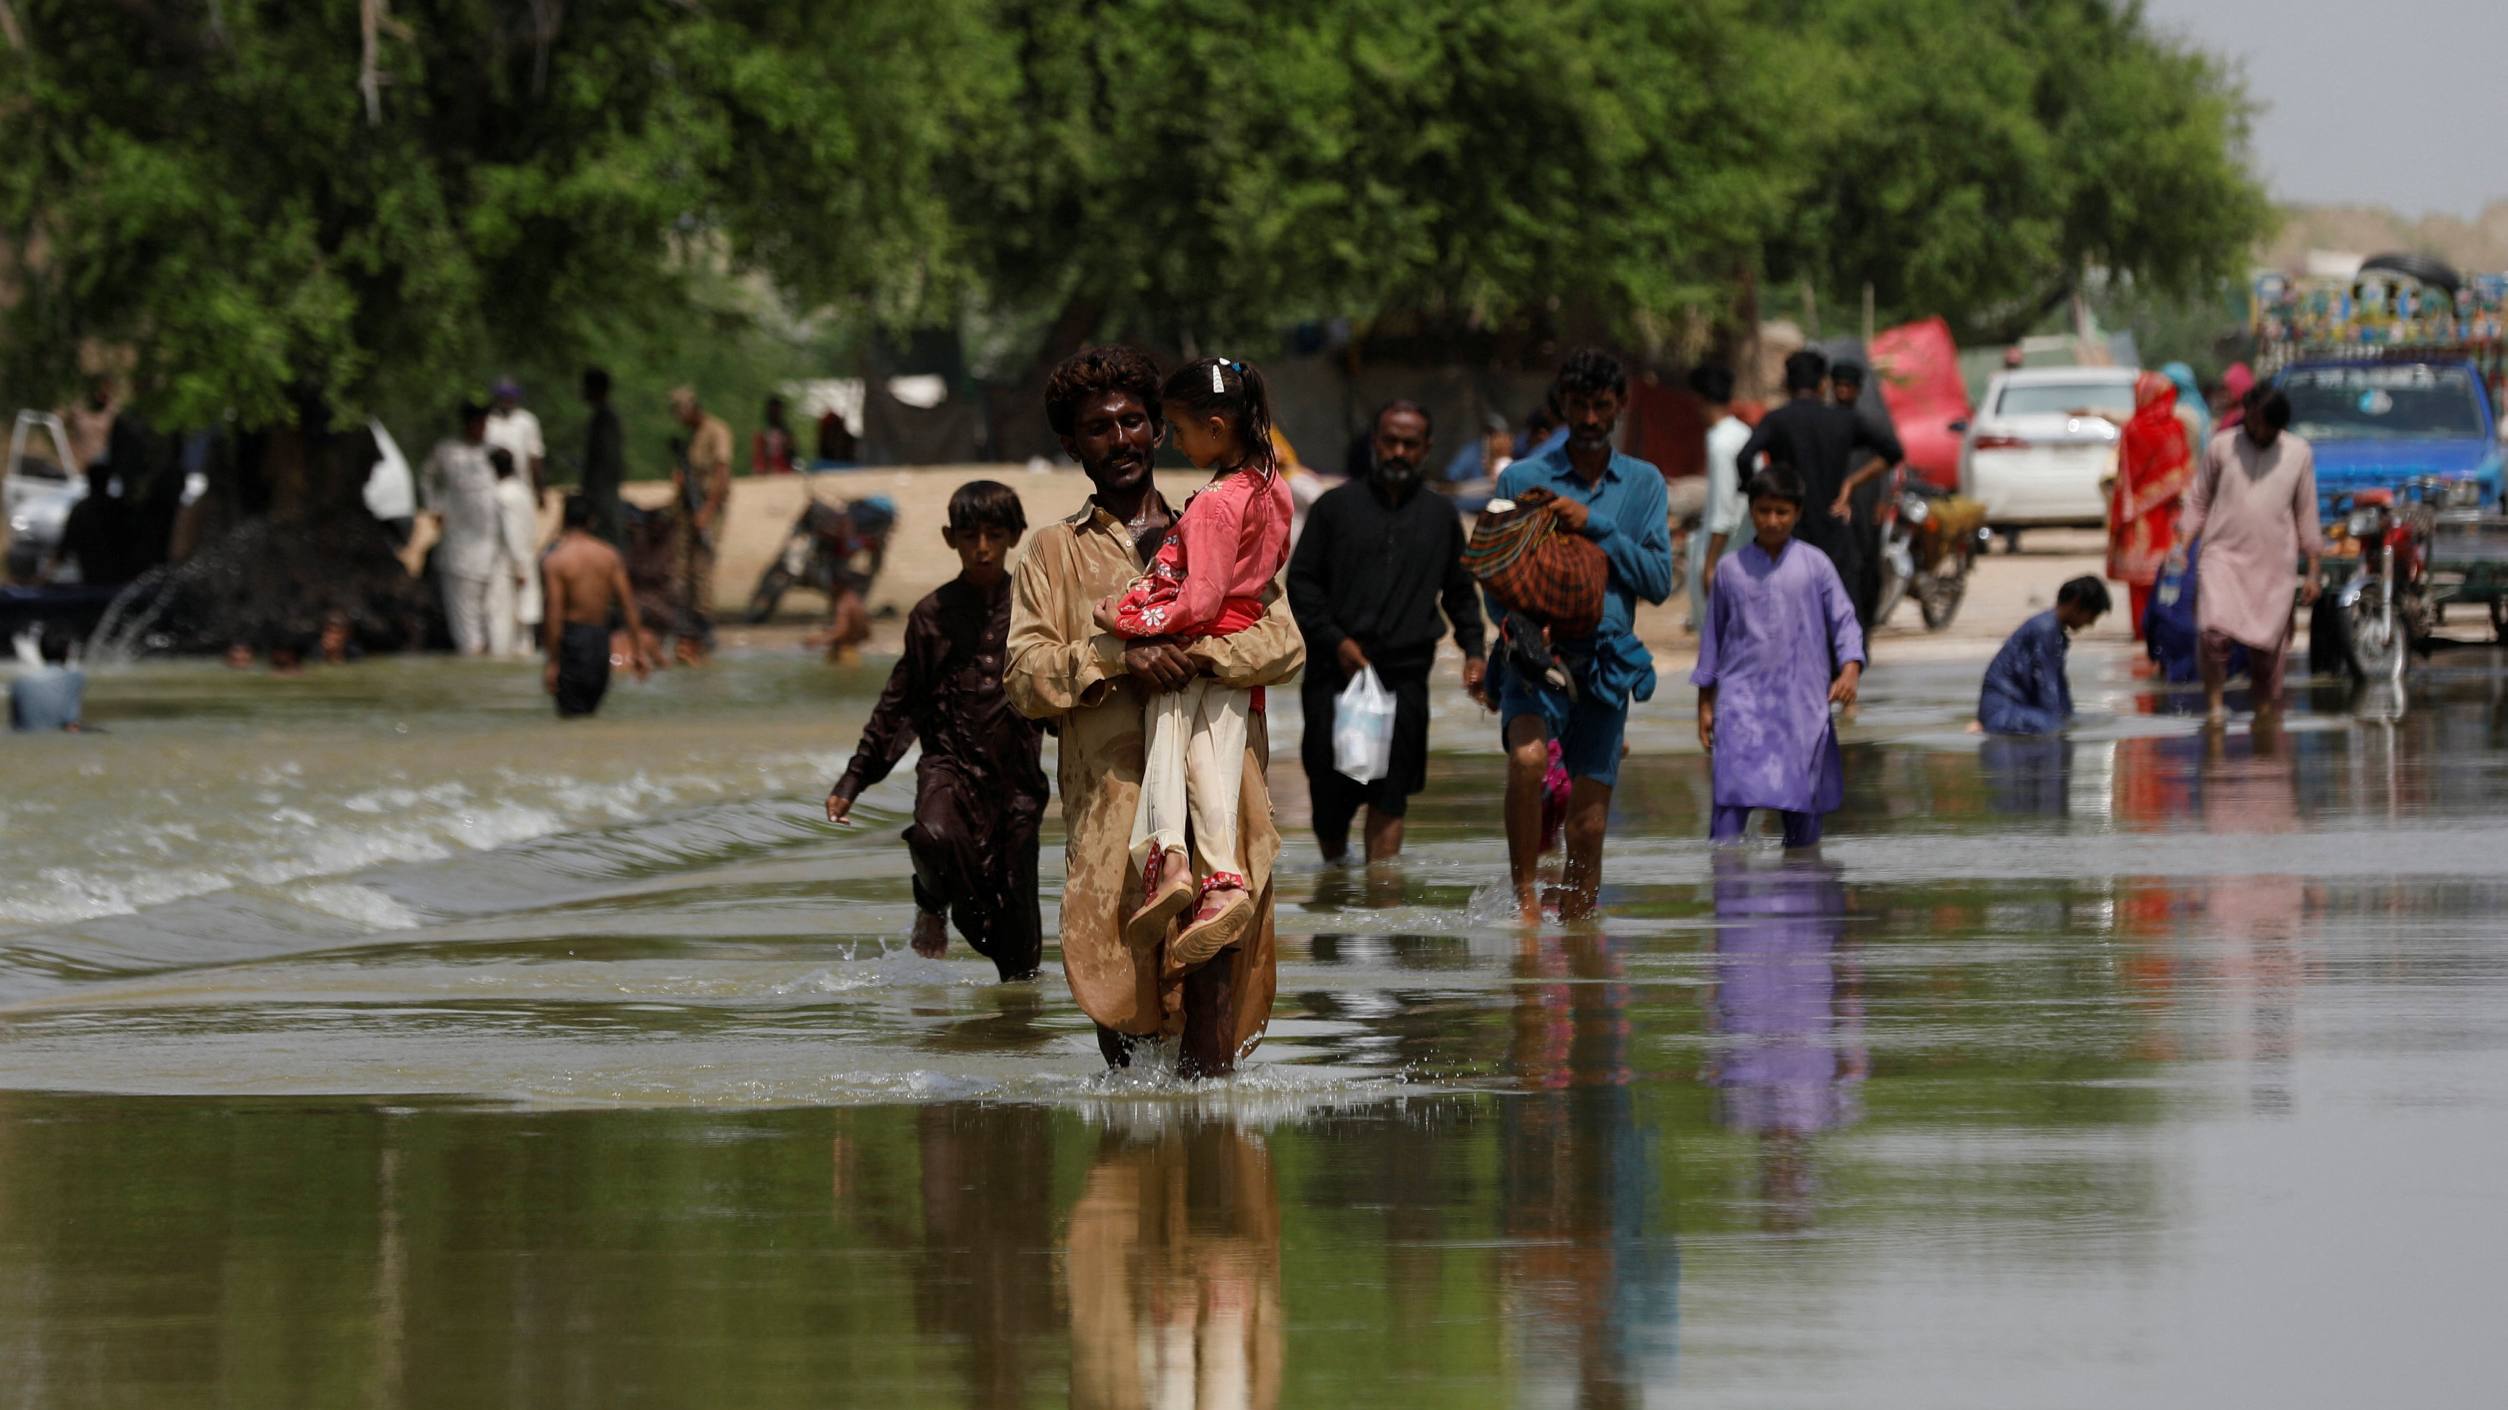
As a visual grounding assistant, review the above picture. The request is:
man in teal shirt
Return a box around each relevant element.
[1489,349,1674,920]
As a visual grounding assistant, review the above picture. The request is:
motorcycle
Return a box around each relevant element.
[1872,468,1988,630]
[746,491,897,624]
[2321,486,2430,684]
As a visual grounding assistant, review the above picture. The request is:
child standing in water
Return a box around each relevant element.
[1692,466,1865,850]
[1093,357,1295,967]
[827,481,1050,981]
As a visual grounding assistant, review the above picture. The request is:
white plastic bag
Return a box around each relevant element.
[1332,666,1398,783]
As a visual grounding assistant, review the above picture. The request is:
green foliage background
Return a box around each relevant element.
[0,0,2271,454]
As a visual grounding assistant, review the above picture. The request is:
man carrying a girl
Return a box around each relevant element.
[1005,346,1304,1079]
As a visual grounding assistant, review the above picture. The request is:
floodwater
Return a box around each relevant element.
[4,643,2506,1407]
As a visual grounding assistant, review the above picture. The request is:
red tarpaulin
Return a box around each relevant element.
[1870,317,1971,490]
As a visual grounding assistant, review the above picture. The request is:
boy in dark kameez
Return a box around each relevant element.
[826,481,1048,980]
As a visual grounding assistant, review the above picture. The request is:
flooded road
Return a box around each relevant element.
[4,646,2506,1406]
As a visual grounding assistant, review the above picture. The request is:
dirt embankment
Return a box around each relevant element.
[639,465,2120,663]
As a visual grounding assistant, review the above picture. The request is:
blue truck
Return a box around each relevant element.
[2279,356,2502,516]
[2273,347,2508,680]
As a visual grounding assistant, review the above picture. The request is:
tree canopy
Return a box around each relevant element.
[0,0,2270,434]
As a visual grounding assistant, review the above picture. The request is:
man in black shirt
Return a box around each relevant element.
[1288,401,1488,864]
[1734,348,1903,588]
[580,365,626,545]
[52,465,141,587]
[1832,358,1904,628]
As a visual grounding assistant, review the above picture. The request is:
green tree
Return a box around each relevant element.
[947,0,1822,354]
[0,0,996,444]
[1765,0,2271,342]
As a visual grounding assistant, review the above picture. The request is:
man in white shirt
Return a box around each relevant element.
[421,402,502,655]
[487,447,542,656]
[485,377,546,496]
[485,379,547,646]
[1691,363,1752,620]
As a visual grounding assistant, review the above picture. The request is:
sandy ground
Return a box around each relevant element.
[671,465,2120,666]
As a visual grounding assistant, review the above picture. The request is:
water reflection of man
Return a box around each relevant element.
[913,1106,1058,1404]
[1703,853,1865,1231]
[1499,934,1678,1400]
[1981,735,2075,817]
[2197,717,2303,1105]
[1065,1120,1283,1410]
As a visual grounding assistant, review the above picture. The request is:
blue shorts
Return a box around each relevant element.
[1499,673,1630,788]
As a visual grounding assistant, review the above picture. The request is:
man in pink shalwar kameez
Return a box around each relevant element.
[2174,386,2322,723]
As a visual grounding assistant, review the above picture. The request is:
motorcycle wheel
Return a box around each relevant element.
[1918,563,1968,631]
[2344,588,2407,684]
[747,565,796,624]
[1873,551,1910,627]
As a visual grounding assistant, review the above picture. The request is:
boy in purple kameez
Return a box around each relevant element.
[1693,467,1866,850]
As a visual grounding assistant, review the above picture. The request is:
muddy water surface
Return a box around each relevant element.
[3,647,2505,1406]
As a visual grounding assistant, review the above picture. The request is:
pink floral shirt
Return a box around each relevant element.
[1109,467,1294,639]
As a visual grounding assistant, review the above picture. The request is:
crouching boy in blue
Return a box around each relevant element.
[1977,576,2110,735]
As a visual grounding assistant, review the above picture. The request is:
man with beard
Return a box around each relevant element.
[1004,346,1305,1078]
[1491,349,1674,921]
[1733,349,1902,592]
[1288,400,1487,864]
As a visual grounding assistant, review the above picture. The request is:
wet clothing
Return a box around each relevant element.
[1005,496,1304,1046]
[493,475,542,655]
[1693,538,1865,825]
[1489,446,1674,789]
[1287,478,1486,670]
[581,403,626,544]
[9,666,84,732]
[1288,476,1484,835]
[423,438,502,654]
[1301,661,1430,846]
[1711,804,1822,849]
[1733,399,1903,581]
[1492,446,1675,678]
[1108,466,1294,640]
[2178,429,2321,655]
[675,413,734,643]
[2202,627,2287,703]
[552,622,612,718]
[834,576,1050,980]
[2110,372,2195,641]
[1979,609,2074,735]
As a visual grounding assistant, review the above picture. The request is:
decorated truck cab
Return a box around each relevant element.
[2253,261,2508,680]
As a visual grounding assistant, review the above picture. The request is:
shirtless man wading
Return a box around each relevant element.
[542,494,651,718]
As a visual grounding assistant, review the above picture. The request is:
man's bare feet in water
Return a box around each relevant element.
[911,910,948,959]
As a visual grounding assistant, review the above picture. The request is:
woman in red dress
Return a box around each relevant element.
[2108,371,2194,640]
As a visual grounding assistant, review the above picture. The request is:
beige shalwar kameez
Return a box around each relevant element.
[1005,499,1304,1055]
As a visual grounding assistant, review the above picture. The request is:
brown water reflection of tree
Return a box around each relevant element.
[1702,855,1865,1232]
[1499,933,1676,1408]
[1064,1119,1284,1410]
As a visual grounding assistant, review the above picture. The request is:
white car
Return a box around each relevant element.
[1959,368,2139,533]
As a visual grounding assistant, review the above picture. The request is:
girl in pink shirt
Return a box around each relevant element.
[1093,357,1294,968]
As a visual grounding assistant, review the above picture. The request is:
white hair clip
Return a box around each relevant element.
[1210,361,1225,394]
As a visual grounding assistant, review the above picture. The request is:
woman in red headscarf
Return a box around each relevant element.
[2108,371,2195,639]
[2216,362,2255,431]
